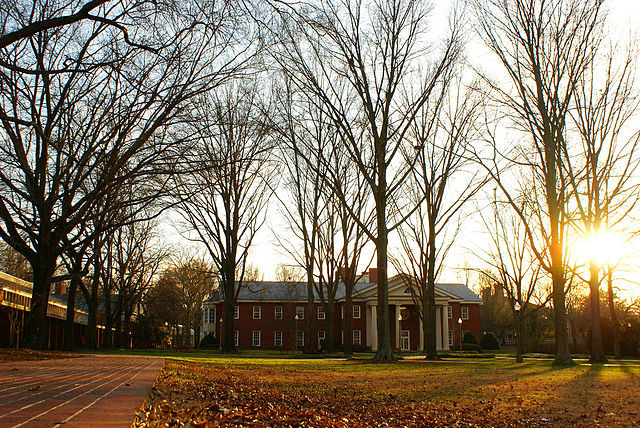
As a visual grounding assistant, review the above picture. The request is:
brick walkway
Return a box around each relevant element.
[0,355,164,428]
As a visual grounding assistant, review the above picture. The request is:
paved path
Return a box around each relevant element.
[0,355,164,428]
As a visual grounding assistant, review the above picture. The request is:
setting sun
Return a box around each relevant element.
[573,231,630,268]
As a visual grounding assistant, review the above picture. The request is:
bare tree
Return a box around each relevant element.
[392,83,482,359]
[0,0,253,348]
[564,47,640,362]
[470,0,605,365]
[272,84,329,353]
[476,195,552,362]
[165,255,216,346]
[272,0,463,361]
[172,83,275,352]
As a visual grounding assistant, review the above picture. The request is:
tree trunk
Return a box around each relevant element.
[425,248,438,360]
[588,260,606,362]
[305,267,315,353]
[607,268,621,359]
[344,294,353,355]
[63,275,79,351]
[24,256,56,349]
[86,243,100,348]
[103,285,113,348]
[373,226,393,361]
[222,276,236,352]
[325,299,334,353]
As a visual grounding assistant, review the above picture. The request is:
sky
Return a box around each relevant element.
[160,0,640,301]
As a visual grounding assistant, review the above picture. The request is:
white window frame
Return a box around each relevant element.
[296,306,304,320]
[234,330,239,347]
[252,330,261,347]
[296,331,304,348]
[274,330,283,347]
[317,306,326,320]
[234,306,239,319]
[353,329,361,345]
[275,306,283,319]
[353,305,361,319]
[447,305,452,319]
[203,307,210,324]
[253,305,262,320]
[318,330,325,349]
[400,330,410,351]
[461,306,469,320]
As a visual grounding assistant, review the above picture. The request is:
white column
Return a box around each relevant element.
[418,315,424,351]
[436,306,442,350]
[395,304,400,350]
[442,304,450,350]
[371,305,378,351]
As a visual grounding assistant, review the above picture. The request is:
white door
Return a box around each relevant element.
[400,330,410,351]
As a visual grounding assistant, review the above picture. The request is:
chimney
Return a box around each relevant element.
[368,268,378,284]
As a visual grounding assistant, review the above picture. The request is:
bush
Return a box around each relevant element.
[481,332,500,350]
[462,331,478,345]
[199,333,218,348]
[451,343,482,352]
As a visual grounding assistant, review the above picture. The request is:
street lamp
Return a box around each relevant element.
[294,314,300,350]
[219,317,223,351]
[458,317,462,351]
[514,302,522,363]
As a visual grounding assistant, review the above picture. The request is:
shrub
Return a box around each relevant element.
[462,331,478,345]
[451,343,482,352]
[481,332,500,350]
[199,333,218,348]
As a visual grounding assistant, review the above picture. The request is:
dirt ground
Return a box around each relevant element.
[134,357,640,427]
[0,348,80,363]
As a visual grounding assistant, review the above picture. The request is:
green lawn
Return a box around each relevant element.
[131,351,640,427]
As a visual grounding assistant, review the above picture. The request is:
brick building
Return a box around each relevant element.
[201,269,483,351]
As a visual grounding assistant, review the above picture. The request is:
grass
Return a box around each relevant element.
[134,351,640,426]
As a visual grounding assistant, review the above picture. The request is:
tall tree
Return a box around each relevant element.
[471,0,605,365]
[173,83,275,352]
[272,0,463,361]
[392,83,482,359]
[0,0,252,348]
[564,47,640,362]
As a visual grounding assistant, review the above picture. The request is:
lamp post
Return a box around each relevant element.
[458,317,462,351]
[219,317,223,351]
[294,314,299,350]
[514,302,522,363]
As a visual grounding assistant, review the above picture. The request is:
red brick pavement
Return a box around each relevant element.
[0,355,164,428]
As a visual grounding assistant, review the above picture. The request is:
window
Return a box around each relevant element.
[353,329,361,345]
[505,332,514,344]
[203,307,213,324]
[448,329,453,347]
[447,305,452,319]
[275,306,283,319]
[274,330,283,347]
[296,331,304,348]
[341,306,344,319]
[252,330,261,347]
[234,306,239,319]
[318,331,325,350]
[461,306,469,320]
[253,305,262,319]
[234,330,239,347]
[317,306,325,320]
[400,330,410,351]
[296,306,304,319]
[353,305,361,319]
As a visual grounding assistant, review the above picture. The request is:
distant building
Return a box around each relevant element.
[202,269,483,351]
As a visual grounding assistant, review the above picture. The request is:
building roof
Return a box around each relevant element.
[435,283,483,304]
[205,279,481,304]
